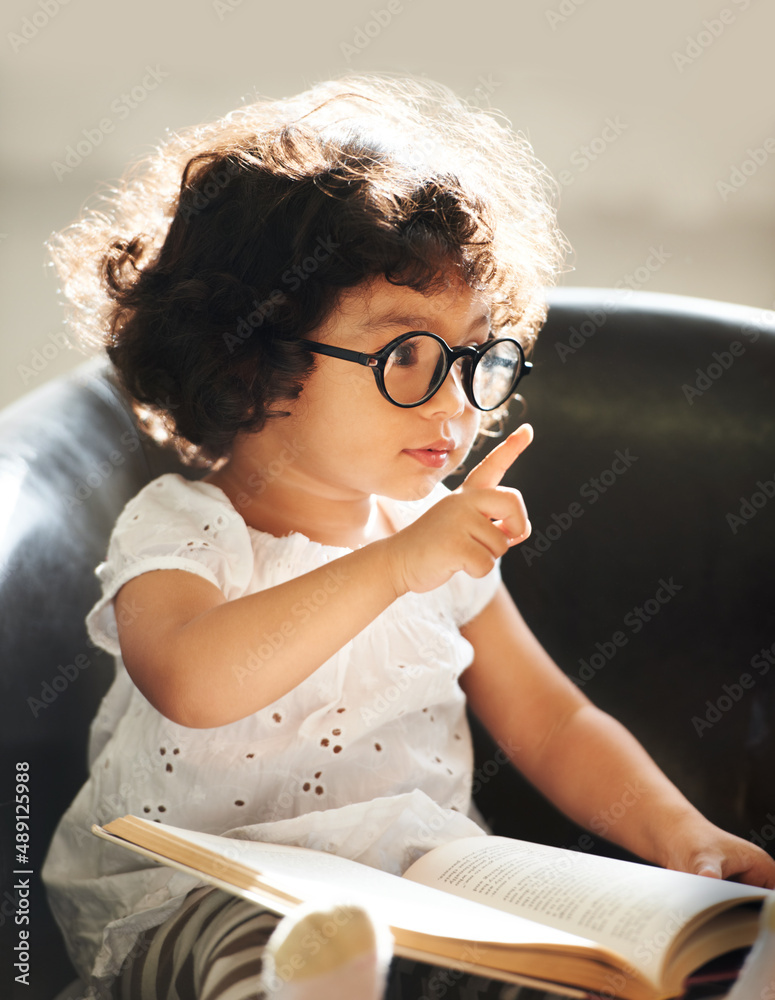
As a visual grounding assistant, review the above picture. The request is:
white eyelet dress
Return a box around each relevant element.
[42,473,500,995]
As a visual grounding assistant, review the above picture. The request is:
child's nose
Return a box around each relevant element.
[425,358,468,417]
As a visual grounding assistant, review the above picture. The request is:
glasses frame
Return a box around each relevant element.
[300,330,531,411]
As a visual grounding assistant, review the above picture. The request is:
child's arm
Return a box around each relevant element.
[113,428,533,729]
[115,548,403,727]
[460,585,775,888]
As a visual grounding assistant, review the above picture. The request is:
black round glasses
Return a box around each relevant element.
[301,331,531,411]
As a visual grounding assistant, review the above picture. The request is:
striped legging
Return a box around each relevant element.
[113,885,555,1000]
[114,886,281,1000]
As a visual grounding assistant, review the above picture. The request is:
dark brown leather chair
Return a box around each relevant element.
[1,287,773,999]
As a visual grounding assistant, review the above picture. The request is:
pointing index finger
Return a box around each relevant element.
[463,423,533,490]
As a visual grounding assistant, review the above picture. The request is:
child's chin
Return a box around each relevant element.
[386,471,448,503]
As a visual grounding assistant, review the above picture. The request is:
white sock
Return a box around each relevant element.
[725,893,775,1000]
[260,901,393,1000]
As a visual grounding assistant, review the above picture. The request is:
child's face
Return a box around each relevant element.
[259,274,489,504]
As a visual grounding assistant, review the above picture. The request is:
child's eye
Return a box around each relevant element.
[392,342,420,367]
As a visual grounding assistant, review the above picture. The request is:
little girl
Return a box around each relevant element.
[43,73,775,1000]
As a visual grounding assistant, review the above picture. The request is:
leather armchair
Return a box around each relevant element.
[1,287,773,999]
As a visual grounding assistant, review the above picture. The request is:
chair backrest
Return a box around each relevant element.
[0,358,194,995]
[477,287,775,849]
[1,289,773,993]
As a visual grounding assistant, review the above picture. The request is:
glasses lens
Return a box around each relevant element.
[472,340,521,410]
[383,334,446,405]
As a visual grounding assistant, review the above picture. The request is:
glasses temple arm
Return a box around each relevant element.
[302,341,376,367]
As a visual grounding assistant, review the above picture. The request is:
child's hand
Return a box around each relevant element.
[385,423,533,596]
[660,816,775,889]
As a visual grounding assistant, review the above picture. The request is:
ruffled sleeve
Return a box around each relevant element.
[447,561,501,626]
[86,473,254,656]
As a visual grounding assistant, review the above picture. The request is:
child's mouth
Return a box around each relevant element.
[402,444,453,469]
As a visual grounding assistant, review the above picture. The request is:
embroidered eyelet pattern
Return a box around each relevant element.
[94,474,486,860]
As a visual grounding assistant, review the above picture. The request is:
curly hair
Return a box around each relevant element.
[49,72,568,464]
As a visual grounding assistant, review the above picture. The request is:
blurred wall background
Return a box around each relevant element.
[1,0,773,409]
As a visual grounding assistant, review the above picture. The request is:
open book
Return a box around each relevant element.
[94,817,770,1000]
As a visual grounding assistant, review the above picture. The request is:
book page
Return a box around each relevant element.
[403,837,766,983]
[100,820,598,955]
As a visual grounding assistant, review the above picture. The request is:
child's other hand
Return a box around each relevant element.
[385,423,533,596]
[661,816,775,889]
